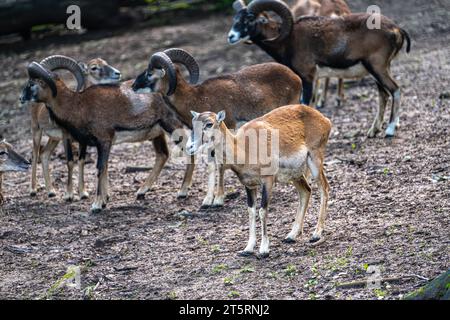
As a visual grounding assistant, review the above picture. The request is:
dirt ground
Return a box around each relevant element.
[0,0,449,300]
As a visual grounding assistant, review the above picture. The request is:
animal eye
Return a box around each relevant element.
[0,151,6,155]
[91,66,98,71]
[205,123,213,129]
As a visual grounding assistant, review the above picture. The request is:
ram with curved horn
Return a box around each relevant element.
[228,0,411,137]
[20,53,191,213]
[29,55,122,201]
[185,105,331,255]
[132,48,302,208]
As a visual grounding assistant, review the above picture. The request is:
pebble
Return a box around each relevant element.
[403,155,412,162]
[175,210,193,219]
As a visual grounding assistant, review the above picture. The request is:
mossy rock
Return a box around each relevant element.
[404,270,450,300]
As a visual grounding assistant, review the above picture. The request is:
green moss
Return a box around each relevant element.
[167,291,178,300]
[211,244,221,253]
[404,270,450,300]
[284,264,298,278]
[223,276,234,286]
[212,264,228,274]
[239,264,255,274]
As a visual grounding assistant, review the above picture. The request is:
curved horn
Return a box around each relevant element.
[233,0,246,11]
[148,52,177,96]
[163,48,200,84]
[27,62,57,97]
[247,0,293,42]
[40,55,85,92]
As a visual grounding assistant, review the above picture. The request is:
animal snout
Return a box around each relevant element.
[19,93,29,105]
[19,89,28,104]
[228,30,240,44]
[113,71,122,80]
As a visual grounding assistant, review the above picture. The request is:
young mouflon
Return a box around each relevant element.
[186,106,331,257]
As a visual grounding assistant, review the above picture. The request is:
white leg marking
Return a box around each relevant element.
[385,122,397,137]
[213,194,224,207]
[91,198,103,213]
[386,90,401,137]
[201,162,216,207]
[286,182,310,241]
[243,206,257,253]
[307,157,319,181]
[259,208,270,256]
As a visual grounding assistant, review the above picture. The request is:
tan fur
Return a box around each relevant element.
[159,62,302,207]
[190,105,331,256]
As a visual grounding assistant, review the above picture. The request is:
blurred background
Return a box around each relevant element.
[0,0,237,41]
[1,0,448,43]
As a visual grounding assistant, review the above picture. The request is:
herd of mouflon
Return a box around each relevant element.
[1,0,411,258]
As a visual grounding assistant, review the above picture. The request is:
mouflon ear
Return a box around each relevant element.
[216,110,226,123]
[190,111,200,120]
[78,62,88,74]
[153,68,166,79]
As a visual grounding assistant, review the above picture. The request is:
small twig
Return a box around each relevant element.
[409,274,430,281]
[125,166,152,173]
[335,157,365,166]
[113,266,138,272]
[336,274,429,289]
[5,245,33,254]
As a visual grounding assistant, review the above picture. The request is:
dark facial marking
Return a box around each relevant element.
[232,10,255,39]
[20,81,36,103]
